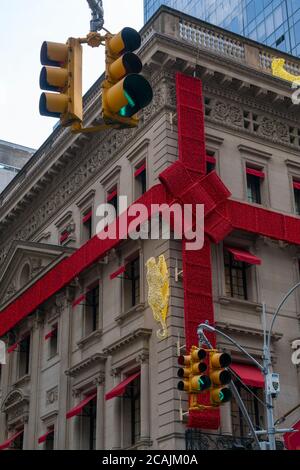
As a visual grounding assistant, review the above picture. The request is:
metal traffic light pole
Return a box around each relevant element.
[86,0,105,32]
[197,325,261,450]
[197,322,296,450]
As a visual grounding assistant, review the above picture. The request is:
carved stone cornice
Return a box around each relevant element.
[65,353,106,378]
[103,328,152,355]
[93,372,105,386]
[216,320,283,342]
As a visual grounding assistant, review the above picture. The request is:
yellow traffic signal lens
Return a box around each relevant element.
[41,41,68,67]
[191,348,207,362]
[210,369,231,386]
[211,387,232,404]
[190,375,211,392]
[177,379,190,392]
[39,92,68,118]
[108,27,141,55]
[210,352,231,368]
[40,66,68,92]
[109,53,142,81]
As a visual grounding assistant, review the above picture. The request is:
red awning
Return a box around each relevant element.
[293,181,300,191]
[72,293,86,308]
[110,265,126,280]
[227,247,261,265]
[246,167,265,179]
[134,163,146,178]
[66,392,97,419]
[0,430,23,451]
[105,372,140,401]
[83,211,92,224]
[8,342,19,354]
[206,155,216,164]
[45,325,57,340]
[38,428,54,444]
[60,231,69,243]
[231,363,264,388]
[284,419,300,450]
[107,190,117,202]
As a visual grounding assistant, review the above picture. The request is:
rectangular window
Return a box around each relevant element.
[82,210,92,242]
[224,250,248,300]
[48,325,58,359]
[231,383,264,438]
[124,257,140,310]
[293,181,300,215]
[18,335,30,378]
[81,397,97,450]
[14,431,24,450]
[85,285,100,335]
[246,167,265,205]
[206,153,216,174]
[123,374,141,447]
[45,427,54,450]
[247,174,261,204]
[107,188,118,216]
[135,163,147,198]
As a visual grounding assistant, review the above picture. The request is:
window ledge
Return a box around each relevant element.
[115,303,146,324]
[12,374,31,388]
[218,296,262,312]
[77,329,103,349]
[125,438,153,450]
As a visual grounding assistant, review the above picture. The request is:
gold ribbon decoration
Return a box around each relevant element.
[271,58,300,85]
[146,255,170,340]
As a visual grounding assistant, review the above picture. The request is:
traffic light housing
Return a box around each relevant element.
[209,350,232,406]
[102,27,153,127]
[177,346,211,394]
[39,38,83,127]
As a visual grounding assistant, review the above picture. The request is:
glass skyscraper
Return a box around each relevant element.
[144,0,300,57]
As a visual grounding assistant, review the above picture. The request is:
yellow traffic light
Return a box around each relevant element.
[209,350,232,406]
[102,27,153,127]
[178,346,211,394]
[39,38,83,126]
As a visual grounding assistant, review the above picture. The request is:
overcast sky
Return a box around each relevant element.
[0,0,143,150]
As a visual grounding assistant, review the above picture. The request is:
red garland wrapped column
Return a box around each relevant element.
[176,73,220,429]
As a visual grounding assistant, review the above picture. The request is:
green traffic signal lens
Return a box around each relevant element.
[198,375,211,391]
[118,74,153,118]
[219,387,232,403]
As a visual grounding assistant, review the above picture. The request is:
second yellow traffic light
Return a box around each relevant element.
[39,38,83,127]
[209,350,232,406]
[103,27,153,127]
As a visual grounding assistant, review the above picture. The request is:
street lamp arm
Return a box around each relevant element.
[198,323,264,371]
[267,281,300,351]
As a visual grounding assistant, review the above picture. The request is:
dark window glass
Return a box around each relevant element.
[19,336,30,378]
[125,258,140,308]
[294,188,300,215]
[85,285,100,334]
[125,375,141,446]
[49,326,58,359]
[45,428,54,450]
[206,161,215,174]
[247,174,261,204]
[82,398,97,450]
[231,382,264,438]
[135,168,147,197]
[83,212,92,242]
[224,251,248,300]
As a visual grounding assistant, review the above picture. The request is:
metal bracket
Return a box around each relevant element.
[169,112,178,133]
[175,260,183,283]
[176,332,185,357]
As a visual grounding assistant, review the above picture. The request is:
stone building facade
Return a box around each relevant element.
[0,6,300,450]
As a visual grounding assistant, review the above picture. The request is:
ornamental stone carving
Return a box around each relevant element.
[46,386,58,406]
